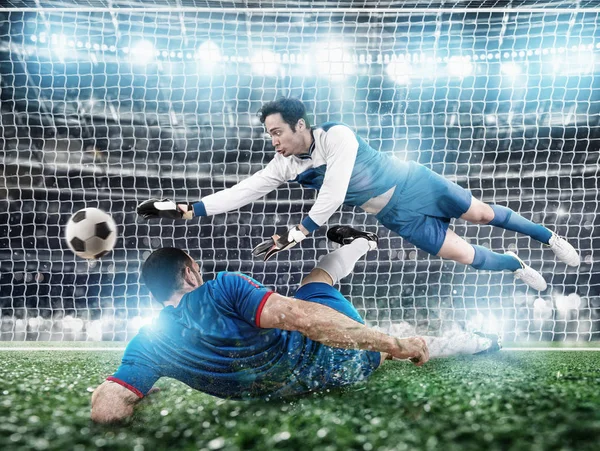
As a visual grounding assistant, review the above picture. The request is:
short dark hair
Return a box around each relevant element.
[258,97,310,131]
[141,247,194,305]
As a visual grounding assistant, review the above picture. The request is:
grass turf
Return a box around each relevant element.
[1,348,599,450]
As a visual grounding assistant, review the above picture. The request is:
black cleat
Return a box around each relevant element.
[472,331,503,355]
[326,226,378,250]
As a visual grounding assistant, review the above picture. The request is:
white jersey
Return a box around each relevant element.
[193,122,410,233]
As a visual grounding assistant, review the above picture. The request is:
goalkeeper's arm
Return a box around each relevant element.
[137,159,289,221]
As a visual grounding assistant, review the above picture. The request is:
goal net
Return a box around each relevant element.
[1,0,598,341]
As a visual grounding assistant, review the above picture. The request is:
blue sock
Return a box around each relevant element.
[489,205,552,245]
[471,245,522,272]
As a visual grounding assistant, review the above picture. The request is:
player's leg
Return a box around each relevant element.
[461,198,579,267]
[300,226,378,287]
[437,229,547,291]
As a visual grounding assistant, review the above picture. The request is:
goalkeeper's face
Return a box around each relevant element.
[265,113,310,158]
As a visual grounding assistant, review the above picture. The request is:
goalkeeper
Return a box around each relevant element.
[137,98,580,291]
[91,226,498,424]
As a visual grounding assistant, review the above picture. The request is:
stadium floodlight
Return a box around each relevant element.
[251,49,279,76]
[315,40,356,78]
[130,40,155,65]
[386,59,412,84]
[447,56,473,77]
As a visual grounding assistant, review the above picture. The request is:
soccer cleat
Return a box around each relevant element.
[548,233,580,267]
[506,251,547,291]
[327,225,378,251]
[472,331,503,355]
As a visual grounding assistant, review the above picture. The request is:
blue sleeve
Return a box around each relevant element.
[192,201,207,217]
[215,272,274,327]
[109,334,161,397]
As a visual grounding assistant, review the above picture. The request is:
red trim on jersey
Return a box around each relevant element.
[106,376,144,399]
[255,291,275,328]
[224,272,261,288]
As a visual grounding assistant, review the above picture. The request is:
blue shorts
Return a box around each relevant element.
[280,283,381,393]
[295,282,367,324]
[376,161,472,255]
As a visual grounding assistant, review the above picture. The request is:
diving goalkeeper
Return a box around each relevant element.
[137,98,579,291]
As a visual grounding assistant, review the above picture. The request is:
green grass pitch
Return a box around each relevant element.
[1,346,599,450]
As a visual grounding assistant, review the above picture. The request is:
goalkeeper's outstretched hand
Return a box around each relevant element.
[252,226,307,261]
[137,198,194,220]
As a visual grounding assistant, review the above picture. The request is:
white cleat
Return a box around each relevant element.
[506,251,548,291]
[548,233,580,267]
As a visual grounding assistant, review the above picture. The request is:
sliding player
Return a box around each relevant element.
[91,226,497,423]
[137,98,579,291]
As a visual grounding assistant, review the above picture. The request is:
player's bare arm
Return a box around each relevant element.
[91,380,142,424]
[259,293,429,365]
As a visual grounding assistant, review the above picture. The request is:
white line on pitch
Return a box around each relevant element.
[1,347,600,352]
[0,347,126,351]
[502,347,600,351]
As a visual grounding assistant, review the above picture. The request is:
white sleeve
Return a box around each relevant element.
[301,125,358,232]
[195,157,291,216]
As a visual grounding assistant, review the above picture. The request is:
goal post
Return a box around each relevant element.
[0,1,598,341]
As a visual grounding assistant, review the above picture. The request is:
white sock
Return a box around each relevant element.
[315,238,371,285]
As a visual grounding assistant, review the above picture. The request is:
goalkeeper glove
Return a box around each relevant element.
[137,198,194,220]
[252,226,307,261]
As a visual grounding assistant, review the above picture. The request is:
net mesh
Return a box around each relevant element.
[1,2,599,341]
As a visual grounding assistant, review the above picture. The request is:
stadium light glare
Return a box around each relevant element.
[386,60,412,84]
[447,56,473,78]
[131,40,155,65]
[196,40,222,65]
[51,33,68,59]
[31,34,37,42]
[315,41,356,78]
[501,62,522,77]
[129,316,155,333]
[251,49,279,76]
[553,51,595,75]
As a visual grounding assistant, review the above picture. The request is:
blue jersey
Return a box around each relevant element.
[109,272,380,400]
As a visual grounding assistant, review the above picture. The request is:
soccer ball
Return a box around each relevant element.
[65,208,117,259]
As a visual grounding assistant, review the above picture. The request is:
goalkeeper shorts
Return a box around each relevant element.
[376,161,473,255]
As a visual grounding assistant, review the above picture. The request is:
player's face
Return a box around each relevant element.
[184,259,203,288]
[264,113,308,158]
[190,261,203,287]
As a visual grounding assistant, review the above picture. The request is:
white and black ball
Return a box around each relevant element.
[65,208,117,259]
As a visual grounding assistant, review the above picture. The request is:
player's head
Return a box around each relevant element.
[141,247,203,306]
[258,98,312,158]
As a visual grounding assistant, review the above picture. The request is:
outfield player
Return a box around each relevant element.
[91,226,496,424]
[137,98,580,291]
